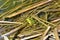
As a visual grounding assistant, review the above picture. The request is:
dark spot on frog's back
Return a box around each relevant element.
[0,10,3,13]
[4,18,13,21]
[37,12,45,17]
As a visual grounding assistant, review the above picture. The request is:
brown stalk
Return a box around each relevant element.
[6,0,52,18]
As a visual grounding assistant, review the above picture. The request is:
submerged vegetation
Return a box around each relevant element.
[0,0,60,40]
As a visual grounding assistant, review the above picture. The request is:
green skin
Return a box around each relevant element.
[26,17,35,26]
